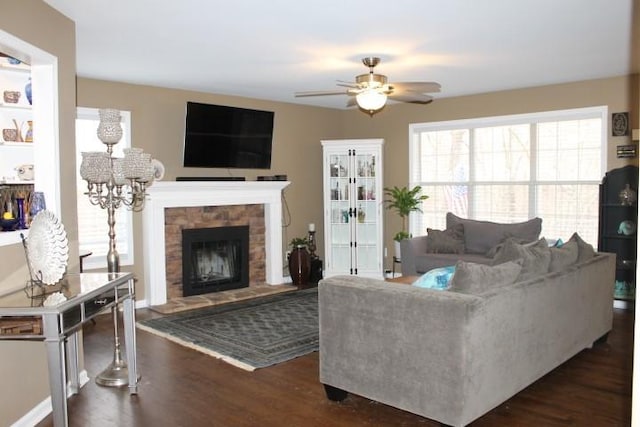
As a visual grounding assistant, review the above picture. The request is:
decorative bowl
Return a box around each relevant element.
[0,217,19,231]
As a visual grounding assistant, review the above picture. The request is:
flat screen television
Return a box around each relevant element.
[183,102,274,169]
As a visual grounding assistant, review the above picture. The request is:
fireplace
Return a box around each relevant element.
[182,226,250,296]
[143,181,290,306]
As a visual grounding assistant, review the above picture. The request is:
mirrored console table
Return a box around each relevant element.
[0,272,138,426]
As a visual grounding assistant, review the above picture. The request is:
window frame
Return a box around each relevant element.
[408,106,608,242]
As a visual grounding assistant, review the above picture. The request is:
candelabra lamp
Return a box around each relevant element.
[307,230,317,259]
[79,108,157,387]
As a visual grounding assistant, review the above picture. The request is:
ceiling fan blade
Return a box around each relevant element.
[388,93,434,104]
[346,97,358,108]
[294,90,347,97]
[390,82,441,93]
[336,80,359,88]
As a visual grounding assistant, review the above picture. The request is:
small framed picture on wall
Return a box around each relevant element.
[612,112,630,136]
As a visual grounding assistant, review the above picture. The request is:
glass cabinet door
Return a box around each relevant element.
[353,152,379,273]
[327,152,353,273]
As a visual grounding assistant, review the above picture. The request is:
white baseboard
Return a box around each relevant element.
[11,370,90,427]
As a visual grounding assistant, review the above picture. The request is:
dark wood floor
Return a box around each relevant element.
[38,307,634,427]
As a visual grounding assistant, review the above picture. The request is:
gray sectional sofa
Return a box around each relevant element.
[318,247,615,426]
[401,212,542,276]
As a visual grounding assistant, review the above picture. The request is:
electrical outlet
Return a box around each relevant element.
[285,250,291,260]
[384,247,387,257]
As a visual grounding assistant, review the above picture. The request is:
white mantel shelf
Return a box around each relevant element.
[142,180,290,306]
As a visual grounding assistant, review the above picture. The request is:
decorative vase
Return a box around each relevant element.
[288,245,311,289]
[619,183,637,206]
[30,192,46,220]
[24,120,33,142]
[16,198,27,229]
[25,77,32,105]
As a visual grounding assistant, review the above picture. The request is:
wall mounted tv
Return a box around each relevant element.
[183,101,274,169]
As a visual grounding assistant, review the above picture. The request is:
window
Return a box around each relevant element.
[75,108,133,270]
[409,107,607,245]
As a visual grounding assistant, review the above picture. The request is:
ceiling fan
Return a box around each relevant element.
[295,57,441,115]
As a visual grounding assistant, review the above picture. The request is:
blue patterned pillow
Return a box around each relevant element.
[412,265,456,290]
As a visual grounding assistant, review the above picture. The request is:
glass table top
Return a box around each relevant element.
[0,272,133,312]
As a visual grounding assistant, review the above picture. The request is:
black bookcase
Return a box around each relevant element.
[598,165,638,302]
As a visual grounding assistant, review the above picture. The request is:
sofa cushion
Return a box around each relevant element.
[549,238,579,272]
[492,237,551,281]
[414,252,493,274]
[425,223,464,254]
[412,265,456,290]
[568,232,596,262]
[446,212,542,255]
[449,259,523,294]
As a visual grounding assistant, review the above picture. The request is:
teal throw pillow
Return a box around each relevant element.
[412,265,456,290]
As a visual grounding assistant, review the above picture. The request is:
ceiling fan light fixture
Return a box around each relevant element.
[356,89,387,114]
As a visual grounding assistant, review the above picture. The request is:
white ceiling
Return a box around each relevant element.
[43,0,637,110]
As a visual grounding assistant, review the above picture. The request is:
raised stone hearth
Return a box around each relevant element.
[149,284,296,315]
[143,181,290,306]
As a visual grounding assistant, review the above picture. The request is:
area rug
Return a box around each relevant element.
[137,288,318,371]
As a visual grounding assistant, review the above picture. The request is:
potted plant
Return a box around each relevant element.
[288,237,311,289]
[383,185,429,259]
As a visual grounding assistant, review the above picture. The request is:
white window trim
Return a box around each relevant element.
[75,107,134,271]
[408,106,608,238]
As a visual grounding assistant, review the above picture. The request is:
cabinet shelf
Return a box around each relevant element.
[1,141,33,147]
[0,62,30,73]
[0,103,31,110]
[602,234,637,240]
[602,203,637,208]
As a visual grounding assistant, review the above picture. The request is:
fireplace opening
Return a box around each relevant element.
[182,225,250,296]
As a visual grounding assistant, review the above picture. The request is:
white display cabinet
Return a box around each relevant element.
[322,139,384,278]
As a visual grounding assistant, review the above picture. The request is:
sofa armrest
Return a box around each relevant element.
[400,235,428,276]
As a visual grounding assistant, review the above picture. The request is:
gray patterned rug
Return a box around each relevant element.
[137,288,318,371]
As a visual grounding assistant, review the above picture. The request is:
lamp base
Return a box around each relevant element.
[95,358,131,387]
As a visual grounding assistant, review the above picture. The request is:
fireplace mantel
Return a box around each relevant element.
[142,181,290,306]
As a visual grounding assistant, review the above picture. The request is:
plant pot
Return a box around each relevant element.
[289,245,311,289]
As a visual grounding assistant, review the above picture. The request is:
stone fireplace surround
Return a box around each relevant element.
[143,181,290,306]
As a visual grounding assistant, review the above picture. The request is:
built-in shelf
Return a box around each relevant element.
[0,141,32,147]
[0,180,34,185]
[0,229,28,246]
[0,63,30,73]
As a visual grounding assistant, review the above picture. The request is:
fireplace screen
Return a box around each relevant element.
[182,225,250,296]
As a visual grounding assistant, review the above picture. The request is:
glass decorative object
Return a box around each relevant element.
[96,108,123,145]
[30,191,46,219]
[619,183,637,206]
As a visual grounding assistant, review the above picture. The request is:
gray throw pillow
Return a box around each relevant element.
[425,223,464,254]
[492,237,551,281]
[449,259,523,294]
[549,239,579,272]
[567,232,595,262]
[446,212,542,255]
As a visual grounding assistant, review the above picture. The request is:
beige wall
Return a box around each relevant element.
[76,78,343,299]
[341,75,639,263]
[0,0,77,424]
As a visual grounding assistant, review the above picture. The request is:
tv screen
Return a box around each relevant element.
[183,102,274,169]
